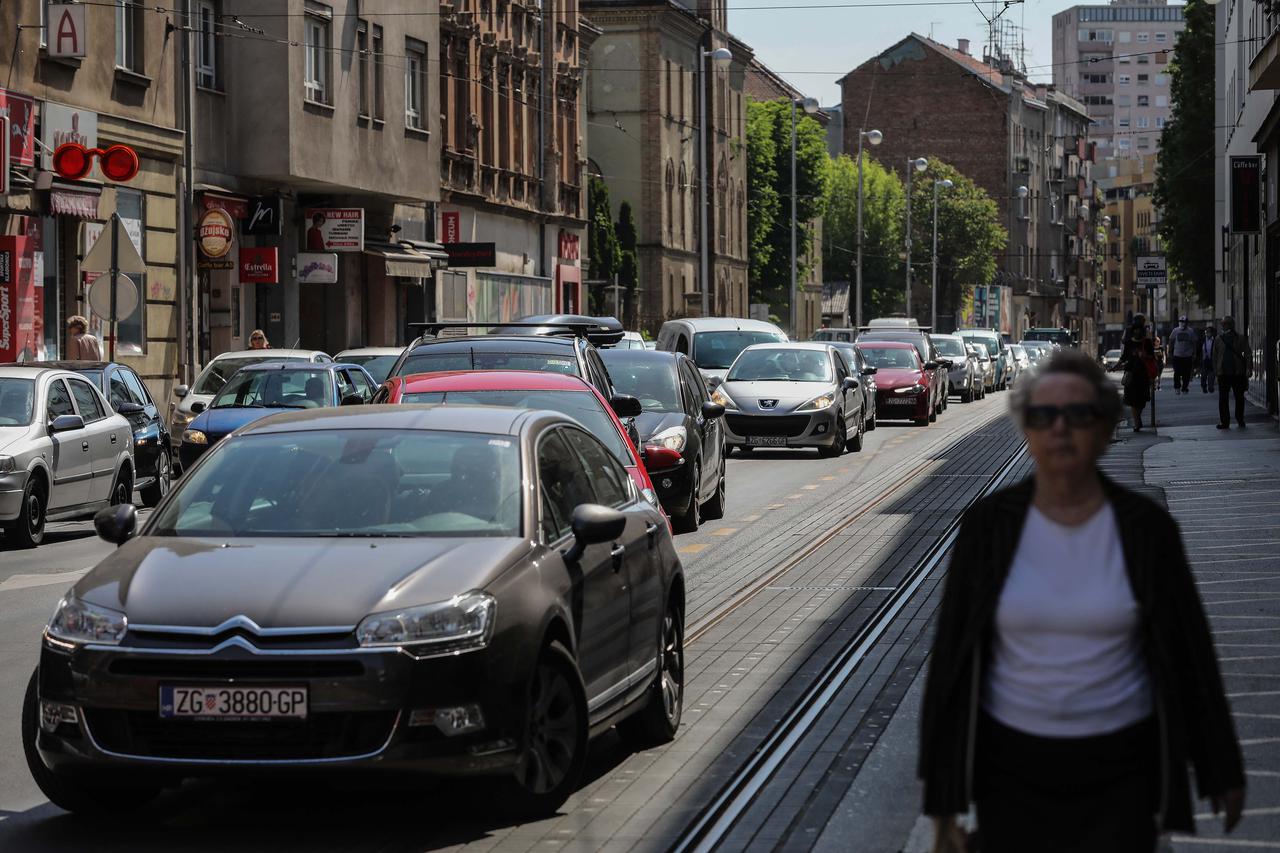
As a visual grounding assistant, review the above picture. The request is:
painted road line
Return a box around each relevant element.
[679,543,710,555]
[711,528,738,537]
[0,568,91,594]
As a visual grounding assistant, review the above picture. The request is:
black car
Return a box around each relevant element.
[600,348,727,533]
[25,405,684,817]
[828,342,879,431]
[32,361,172,507]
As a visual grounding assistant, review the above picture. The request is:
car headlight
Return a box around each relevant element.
[183,429,208,445]
[172,411,194,429]
[0,455,15,474]
[710,387,737,410]
[650,426,687,452]
[356,591,496,656]
[894,385,928,395]
[796,394,834,412]
[46,595,127,647]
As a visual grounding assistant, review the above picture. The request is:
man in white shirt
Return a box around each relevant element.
[1167,316,1197,394]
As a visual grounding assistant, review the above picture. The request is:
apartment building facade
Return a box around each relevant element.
[1051,0,1184,160]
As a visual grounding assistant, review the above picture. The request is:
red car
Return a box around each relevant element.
[377,371,663,509]
[856,341,933,426]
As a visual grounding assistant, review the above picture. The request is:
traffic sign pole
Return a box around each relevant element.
[109,213,120,361]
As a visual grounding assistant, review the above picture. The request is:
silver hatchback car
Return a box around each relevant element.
[0,366,135,548]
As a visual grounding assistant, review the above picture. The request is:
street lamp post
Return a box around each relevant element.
[855,129,883,329]
[698,46,733,318]
[931,178,953,332]
[790,97,819,338]
[904,157,928,317]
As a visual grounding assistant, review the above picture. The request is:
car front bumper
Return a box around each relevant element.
[35,637,528,778]
[874,390,931,420]
[723,408,840,449]
[646,459,695,514]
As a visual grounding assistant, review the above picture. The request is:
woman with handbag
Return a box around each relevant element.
[918,350,1245,853]
[1114,315,1155,432]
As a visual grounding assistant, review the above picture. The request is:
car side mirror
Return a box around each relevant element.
[174,385,189,399]
[842,377,858,390]
[937,359,954,369]
[190,401,206,414]
[706,375,723,389]
[701,401,725,419]
[563,504,627,563]
[341,393,365,406]
[861,366,878,376]
[94,503,137,546]
[924,361,940,371]
[116,401,145,415]
[49,414,85,433]
[610,394,643,419]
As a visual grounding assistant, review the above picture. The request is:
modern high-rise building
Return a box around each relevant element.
[1051,0,1185,160]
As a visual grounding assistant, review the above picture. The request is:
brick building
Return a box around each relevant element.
[583,1,751,332]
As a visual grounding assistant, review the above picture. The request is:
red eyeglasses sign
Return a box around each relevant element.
[51,142,140,183]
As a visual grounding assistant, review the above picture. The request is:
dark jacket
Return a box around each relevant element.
[918,476,1244,832]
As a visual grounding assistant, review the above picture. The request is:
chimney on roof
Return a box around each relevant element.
[957,38,970,55]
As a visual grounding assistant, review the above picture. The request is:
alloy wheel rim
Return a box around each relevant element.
[158,455,171,498]
[659,612,684,723]
[26,492,42,535]
[114,480,129,505]
[519,664,579,795]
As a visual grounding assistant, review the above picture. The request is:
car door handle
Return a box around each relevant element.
[110,434,118,444]
[81,441,90,451]
[645,522,659,537]
[610,543,626,558]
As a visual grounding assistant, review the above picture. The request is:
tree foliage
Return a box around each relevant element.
[616,201,638,295]
[745,99,831,313]
[823,154,904,321]
[587,177,621,315]
[1153,0,1214,305]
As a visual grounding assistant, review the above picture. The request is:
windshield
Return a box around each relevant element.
[931,338,967,358]
[693,330,786,369]
[1024,329,1072,346]
[194,356,292,396]
[149,430,521,537]
[211,369,332,409]
[400,389,630,464]
[599,358,682,414]
[1106,349,1122,359]
[968,346,990,361]
[0,378,35,426]
[960,333,1000,357]
[344,355,398,384]
[859,347,919,369]
[398,349,580,377]
[727,349,832,383]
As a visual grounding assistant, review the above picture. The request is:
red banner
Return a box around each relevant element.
[0,237,40,363]
[441,211,460,244]
[239,246,279,284]
[0,89,37,167]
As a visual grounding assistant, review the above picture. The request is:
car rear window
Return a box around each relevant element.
[398,349,580,377]
[0,378,35,426]
[212,370,333,409]
[344,355,399,384]
[194,356,294,395]
[598,356,682,414]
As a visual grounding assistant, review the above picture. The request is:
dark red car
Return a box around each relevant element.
[376,371,662,509]
[855,341,933,426]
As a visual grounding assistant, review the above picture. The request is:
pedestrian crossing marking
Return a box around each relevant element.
[0,569,90,594]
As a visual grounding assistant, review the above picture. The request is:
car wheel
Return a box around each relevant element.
[618,599,685,747]
[819,414,844,458]
[701,460,726,521]
[140,450,171,509]
[865,408,876,430]
[671,462,701,534]
[110,468,133,507]
[915,416,930,426]
[928,403,938,423]
[4,476,47,549]
[499,641,588,817]
[22,669,160,814]
[847,414,864,452]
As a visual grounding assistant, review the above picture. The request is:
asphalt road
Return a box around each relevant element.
[0,392,1015,851]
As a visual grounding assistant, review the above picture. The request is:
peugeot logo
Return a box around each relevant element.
[759,399,778,409]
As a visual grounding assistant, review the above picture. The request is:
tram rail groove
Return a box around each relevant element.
[669,442,1029,853]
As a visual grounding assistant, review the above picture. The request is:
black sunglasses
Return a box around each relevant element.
[1024,403,1102,430]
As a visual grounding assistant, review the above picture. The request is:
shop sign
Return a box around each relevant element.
[48,3,87,58]
[41,102,96,171]
[0,236,41,363]
[444,242,497,268]
[304,208,364,252]
[558,231,580,261]
[242,197,282,236]
[441,210,461,243]
[198,208,235,259]
[0,89,36,166]
[1136,256,1167,289]
[1230,156,1261,235]
[297,252,338,284]
[240,247,279,283]
[200,193,249,219]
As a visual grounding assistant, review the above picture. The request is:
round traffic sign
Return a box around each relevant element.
[87,273,140,322]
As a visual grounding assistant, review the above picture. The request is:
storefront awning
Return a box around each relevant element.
[49,185,101,218]
[365,240,450,278]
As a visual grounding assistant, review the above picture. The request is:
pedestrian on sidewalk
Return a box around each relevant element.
[1212,316,1253,430]
[918,350,1245,853]
[1201,324,1217,394]
[65,315,102,361]
[1114,315,1155,432]
[1168,316,1197,394]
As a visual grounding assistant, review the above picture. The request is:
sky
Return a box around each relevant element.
[727,0,1099,107]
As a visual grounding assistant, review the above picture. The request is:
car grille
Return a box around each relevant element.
[107,659,365,679]
[725,414,811,438]
[85,709,397,761]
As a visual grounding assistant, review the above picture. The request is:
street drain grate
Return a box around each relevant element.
[765,585,897,592]
[1166,478,1251,486]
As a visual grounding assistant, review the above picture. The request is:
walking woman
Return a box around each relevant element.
[1116,315,1155,431]
[919,350,1244,853]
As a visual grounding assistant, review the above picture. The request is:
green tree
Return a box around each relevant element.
[822,154,904,322]
[905,159,1006,323]
[746,99,831,317]
[587,176,621,314]
[1153,0,1213,305]
[616,201,638,323]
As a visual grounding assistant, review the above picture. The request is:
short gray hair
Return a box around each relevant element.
[1009,348,1123,430]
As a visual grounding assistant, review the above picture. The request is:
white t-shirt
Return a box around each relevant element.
[983,504,1153,738]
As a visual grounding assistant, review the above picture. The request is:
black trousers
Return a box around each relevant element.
[1202,358,1216,392]
[1172,356,1193,391]
[974,712,1159,853]
[1219,375,1249,425]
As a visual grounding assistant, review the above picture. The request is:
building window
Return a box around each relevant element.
[405,39,427,130]
[372,25,385,120]
[304,2,332,105]
[1136,31,1149,42]
[1155,73,1168,86]
[357,21,369,116]
[1118,30,1131,43]
[1137,73,1149,84]
[1156,116,1166,129]
[665,160,675,243]
[678,161,688,248]
[1154,31,1168,43]
[1118,117,1130,128]
[1137,95,1149,107]
[1136,116,1150,128]
[1117,94,1131,107]
[1118,74,1131,84]
[196,0,218,88]
[1155,95,1168,108]
[116,0,144,73]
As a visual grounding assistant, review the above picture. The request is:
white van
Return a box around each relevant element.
[655,318,788,384]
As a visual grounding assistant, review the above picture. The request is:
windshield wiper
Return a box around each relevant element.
[212,403,265,409]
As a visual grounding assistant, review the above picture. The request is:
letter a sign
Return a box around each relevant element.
[49,4,87,59]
